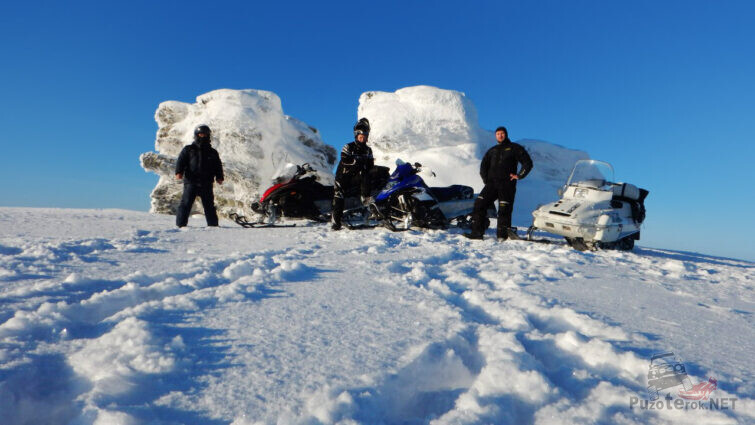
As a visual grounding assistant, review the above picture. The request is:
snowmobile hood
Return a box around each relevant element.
[260,182,288,203]
[544,198,583,217]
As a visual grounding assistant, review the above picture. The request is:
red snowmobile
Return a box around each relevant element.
[230,163,389,228]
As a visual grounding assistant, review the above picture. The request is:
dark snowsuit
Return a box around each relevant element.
[470,140,533,237]
[175,141,224,227]
[331,140,374,226]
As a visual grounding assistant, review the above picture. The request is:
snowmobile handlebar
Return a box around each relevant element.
[294,163,319,177]
[412,163,436,177]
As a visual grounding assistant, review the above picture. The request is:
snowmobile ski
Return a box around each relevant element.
[345,223,379,230]
[524,226,553,244]
[229,213,296,228]
[341,205,380,230]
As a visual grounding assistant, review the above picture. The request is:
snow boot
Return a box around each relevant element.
[497,227,520,241]
[463,232,484,240]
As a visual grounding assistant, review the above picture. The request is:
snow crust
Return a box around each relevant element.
[1,207,752,424]
[140,89,336,219]
[358,86,589,226]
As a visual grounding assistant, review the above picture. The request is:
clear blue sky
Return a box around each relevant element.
[1,1,753,261]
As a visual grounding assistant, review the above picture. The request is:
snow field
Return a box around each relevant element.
[1,208,753,424]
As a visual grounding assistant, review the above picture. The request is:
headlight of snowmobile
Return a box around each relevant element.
[574,188,589,198]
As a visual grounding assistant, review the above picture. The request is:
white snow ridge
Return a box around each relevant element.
[0,207,753,424]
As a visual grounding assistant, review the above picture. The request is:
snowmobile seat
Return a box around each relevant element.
[428,185,474,202]
[309,180,334,200]
[612,183,640,201]
[369,166,390,190]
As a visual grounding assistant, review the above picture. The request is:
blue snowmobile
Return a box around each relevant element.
[344,160,475,231]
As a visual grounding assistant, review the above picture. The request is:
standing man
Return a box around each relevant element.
[175,124,224,227]
[331,118,374,230]
[465,126,533,240]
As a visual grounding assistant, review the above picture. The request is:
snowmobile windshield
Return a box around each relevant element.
[566,160,614,189]
[391,162,416,179]
[271,163,300,184]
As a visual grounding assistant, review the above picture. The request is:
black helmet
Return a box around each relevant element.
[194,124,211,142]
[353,118,370,136]
[194,124,211,137]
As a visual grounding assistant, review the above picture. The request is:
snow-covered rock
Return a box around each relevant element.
[358,85,589,226]
[358,86,488,192]
[140,89,337,219]
[359,85,490,154]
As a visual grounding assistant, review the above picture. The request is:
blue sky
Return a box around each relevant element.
[1,1,753,260]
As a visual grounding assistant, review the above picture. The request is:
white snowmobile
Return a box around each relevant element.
[527,159,648,251]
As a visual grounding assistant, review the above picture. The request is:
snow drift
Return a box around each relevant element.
[140,89,337,219]
[358,86,589,226]
[1,208,752,424]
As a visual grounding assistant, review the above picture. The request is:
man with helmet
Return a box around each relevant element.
[464,126,533,240]
[330,118,374,230]
[174,124,224,227]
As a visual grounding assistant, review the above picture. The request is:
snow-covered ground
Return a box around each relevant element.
[0,208,752,425]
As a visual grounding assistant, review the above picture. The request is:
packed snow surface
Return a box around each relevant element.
[1,208,752,424]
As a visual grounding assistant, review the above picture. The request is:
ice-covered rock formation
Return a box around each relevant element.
[140,89,336,219]
[358,85,588,226]
[358,86,488,191]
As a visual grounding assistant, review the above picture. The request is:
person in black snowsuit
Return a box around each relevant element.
[331,118,374,230]
[175,124,224,227]
[465,126,533,240]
